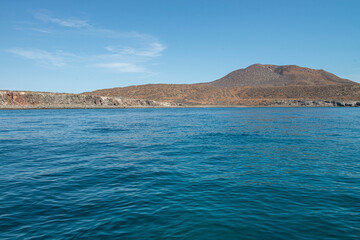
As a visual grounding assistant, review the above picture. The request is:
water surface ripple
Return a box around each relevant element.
[0,108,359,239]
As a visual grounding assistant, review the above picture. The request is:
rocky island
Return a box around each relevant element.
[1,64,360,109]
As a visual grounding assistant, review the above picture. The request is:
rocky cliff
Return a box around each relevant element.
[0,91,179,109]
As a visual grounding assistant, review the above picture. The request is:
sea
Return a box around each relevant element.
[0,108,359,239]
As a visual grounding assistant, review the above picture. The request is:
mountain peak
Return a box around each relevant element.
[209,64,353,88]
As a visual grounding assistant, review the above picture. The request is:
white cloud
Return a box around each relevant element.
[34,12,90,28]
[7,48,69,67]
[94,62,146,73]
[105,42,166,57]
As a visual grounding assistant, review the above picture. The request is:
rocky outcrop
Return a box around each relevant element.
[263,100,360,107]
[0,91,180,109]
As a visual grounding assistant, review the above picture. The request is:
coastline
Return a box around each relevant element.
[1,90,359,109]
[1,102,360,110]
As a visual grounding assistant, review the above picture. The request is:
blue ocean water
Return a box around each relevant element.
[0,108,359,240]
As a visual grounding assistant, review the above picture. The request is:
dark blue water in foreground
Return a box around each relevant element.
[0,108,359,239]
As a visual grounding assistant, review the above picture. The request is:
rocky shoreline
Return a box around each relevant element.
[1,90,359,109]
[263,99,360,107]
[0,91,180,109]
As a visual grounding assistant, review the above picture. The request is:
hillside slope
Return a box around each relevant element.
[86,64,360,106]
[209,64,354,87]
[87,84,360,105]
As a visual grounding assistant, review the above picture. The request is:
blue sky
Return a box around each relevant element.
[1,0,359,93]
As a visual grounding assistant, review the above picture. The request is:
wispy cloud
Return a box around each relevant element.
[9,11,166,75]
[6,48,71,67]
[105,42,166,57]
[94,62,146,73]
[34,11,90,28]
[30,28,53,33]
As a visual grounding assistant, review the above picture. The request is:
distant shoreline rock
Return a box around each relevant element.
[1,90,359,109]
[0,91,181,109]
[263,100,360,107]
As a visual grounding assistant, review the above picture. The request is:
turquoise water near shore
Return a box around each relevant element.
[0,108,359,239]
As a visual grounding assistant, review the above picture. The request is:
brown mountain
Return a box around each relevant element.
[86,64,360,106]
[209,64,354,87]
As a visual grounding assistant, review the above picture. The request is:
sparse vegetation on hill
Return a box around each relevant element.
[86,64,360,106]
